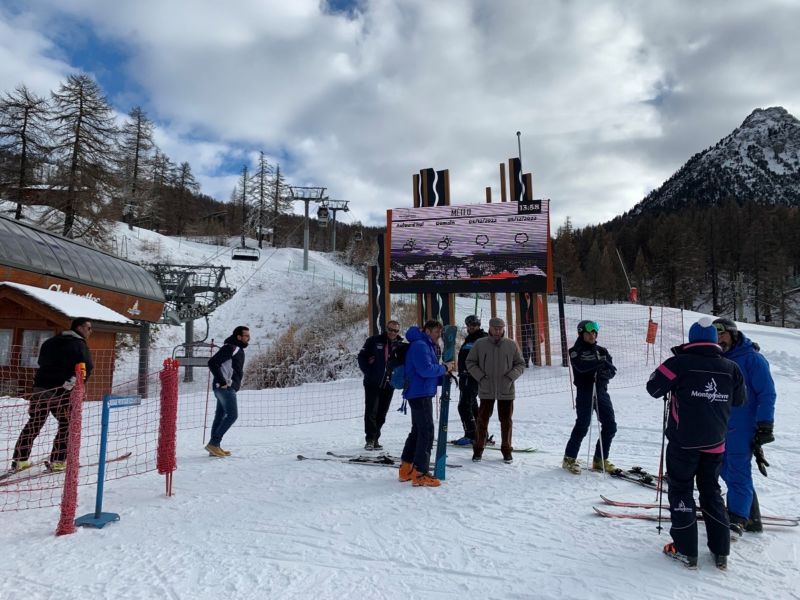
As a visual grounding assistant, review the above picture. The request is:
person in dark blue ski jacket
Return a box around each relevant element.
[357,321,404,450]
[398,321,455,487]
[713,318,777,533]
[454,315,487,444]
[562,320,618,474]
[646,317,746,570]
[206,326,250,457]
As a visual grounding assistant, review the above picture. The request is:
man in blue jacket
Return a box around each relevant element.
[646,317,746,570]
[713,318,777,533]
[206,326,250,457]
[398,320,455,487]
[357,320,404,450]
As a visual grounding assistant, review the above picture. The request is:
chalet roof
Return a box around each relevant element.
[0,214,164,302]
[0,281,132,325]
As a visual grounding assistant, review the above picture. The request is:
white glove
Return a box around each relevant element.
[62,376,77,391]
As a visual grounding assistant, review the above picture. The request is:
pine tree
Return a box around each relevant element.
[173,161,199,236]
[117,106,154,230]
[0,85,50,220]
[148,150,175,232]
[49,74,117,238]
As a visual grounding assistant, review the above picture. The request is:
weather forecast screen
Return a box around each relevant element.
[388,200,550,293]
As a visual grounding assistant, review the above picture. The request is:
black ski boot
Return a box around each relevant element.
[713,553,728,570]
[746,491,763,533]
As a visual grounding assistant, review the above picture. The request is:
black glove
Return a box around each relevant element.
[596,364,617,381]
[753,444,769,477]
[458,374,468,391]
[754,422,775,446]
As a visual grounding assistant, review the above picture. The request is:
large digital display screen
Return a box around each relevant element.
[388,200,550,293]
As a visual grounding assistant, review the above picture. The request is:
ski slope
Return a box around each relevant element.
[1,226,798,600]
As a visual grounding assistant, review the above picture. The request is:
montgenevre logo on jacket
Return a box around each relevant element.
[690,377,729,402]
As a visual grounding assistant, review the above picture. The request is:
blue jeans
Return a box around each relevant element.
[401,396,434,473]
[210,387,238,446]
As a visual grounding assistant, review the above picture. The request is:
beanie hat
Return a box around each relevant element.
[689,316,718,343]
[489,317,505,328]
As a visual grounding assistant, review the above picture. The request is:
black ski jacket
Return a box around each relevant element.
[646,342,746,451]
[33,330,93,389]
[208,335,247,391]
[569,337,616,387]
[357,332,405,387]
[457,328,488,388]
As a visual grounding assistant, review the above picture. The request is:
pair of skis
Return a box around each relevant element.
[296,452,462,469]
[584,465,661,489]
[448,442,538,454]
[594,496,799,527]
[0,452,133,488]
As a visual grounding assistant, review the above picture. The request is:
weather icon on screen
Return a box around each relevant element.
[515,233,529,247]
[475,234,489,247]
[438,236,452,250]
[403,239,417,251]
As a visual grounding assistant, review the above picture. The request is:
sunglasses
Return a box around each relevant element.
[583,321,599,334]
[387,328,400,334]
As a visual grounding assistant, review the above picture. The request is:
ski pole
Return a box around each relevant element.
[593,379,606,476]
[586,384,594,474]
[656,394,669,533]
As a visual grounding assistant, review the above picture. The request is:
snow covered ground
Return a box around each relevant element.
[1,225,799,599]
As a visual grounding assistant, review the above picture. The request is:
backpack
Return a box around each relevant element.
[382,341,410,390]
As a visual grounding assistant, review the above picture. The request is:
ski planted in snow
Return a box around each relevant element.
[434,324,458,481]
[0,451,134,488]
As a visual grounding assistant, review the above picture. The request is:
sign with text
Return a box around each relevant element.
[388,200,550,293]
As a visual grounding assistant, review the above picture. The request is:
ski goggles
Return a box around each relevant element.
[583,321,600,334]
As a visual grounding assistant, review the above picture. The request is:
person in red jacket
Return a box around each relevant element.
[646,317,746,571]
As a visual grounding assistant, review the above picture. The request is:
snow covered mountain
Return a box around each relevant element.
[631,106,800,214]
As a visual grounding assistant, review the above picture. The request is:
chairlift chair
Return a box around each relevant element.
[317,206,329,228]
[231,246,260,261]
[354,230,363,242]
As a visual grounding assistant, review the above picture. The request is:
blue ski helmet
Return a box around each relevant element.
[577,320,599,335]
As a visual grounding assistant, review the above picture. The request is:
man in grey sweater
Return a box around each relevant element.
[466,317,525,463]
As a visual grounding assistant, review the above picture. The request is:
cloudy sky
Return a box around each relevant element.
[1,0,798,229]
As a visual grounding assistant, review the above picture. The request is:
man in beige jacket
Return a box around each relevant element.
[466,317,525,463]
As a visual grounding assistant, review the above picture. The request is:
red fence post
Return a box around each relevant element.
[157,358,179,496]
[55,363,86,536]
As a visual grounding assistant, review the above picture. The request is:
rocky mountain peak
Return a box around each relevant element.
[629,106,800,216]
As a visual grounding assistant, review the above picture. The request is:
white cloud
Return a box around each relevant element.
[1,0,799,229]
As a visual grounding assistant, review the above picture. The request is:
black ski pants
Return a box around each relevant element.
[666,444,730,558]
[564,382,616,461]
[457,378,479,440]
[13,387,71,464]
[400,396,434,473]
[363,382,394,443]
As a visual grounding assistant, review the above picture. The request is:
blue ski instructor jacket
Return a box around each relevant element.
[403,326,446,400]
